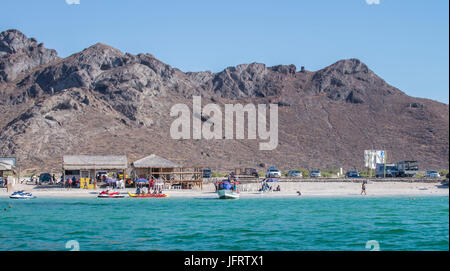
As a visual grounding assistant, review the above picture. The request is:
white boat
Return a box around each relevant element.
[218,189,240,199]
[10,191,36,199]
[217,180,240,199]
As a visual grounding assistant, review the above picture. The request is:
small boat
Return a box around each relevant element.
[10,191,36,199]
[97,190,125,198]
[128,192,168,198]
[217,180,240,199]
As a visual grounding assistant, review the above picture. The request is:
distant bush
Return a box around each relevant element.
[293,168,309,178]
[438,170,449,177]
[415,172,425,178]
[212,172,226,178]
[360,170,374,178]
[321,169,340,178]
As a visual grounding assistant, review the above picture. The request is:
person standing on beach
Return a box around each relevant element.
[361,180,367,196]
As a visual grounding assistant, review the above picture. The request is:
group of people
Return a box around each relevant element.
[108,179,125,189]
[64,176,79,188]
[259,181,281,192]
[135,178,164,195]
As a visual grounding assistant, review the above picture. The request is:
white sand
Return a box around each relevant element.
[0,181,448,199]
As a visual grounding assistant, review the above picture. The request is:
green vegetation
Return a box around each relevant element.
[212,172,226,178]
[415,172,425,178]
[296,168,309,178]
[319,169,340,178]
[438,170,449,177]
[360,170,374,178]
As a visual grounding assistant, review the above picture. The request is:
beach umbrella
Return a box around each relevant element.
[104,178,117,184]
[265,178,279,182]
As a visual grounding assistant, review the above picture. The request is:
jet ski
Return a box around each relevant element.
[10,190,36,199]
[97,190,125,198]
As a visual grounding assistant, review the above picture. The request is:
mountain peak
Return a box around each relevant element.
[0,29,37,54]
[325,58,370,75]
[0,29,58,83]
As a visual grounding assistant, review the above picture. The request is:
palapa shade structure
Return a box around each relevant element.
[63,155,127,170]
[62,155,128,189]
[131,154,203,190]
[133,154,182,169]
[0,157,17,179]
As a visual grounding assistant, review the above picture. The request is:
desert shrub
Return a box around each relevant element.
[295,168,309,178]
[212,172,226,178]
[415,172,425,178]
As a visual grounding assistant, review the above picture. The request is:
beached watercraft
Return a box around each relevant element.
[10,191,36,199]
[97,191,125,198]
[217,180,240,199]
[128,192,168,198]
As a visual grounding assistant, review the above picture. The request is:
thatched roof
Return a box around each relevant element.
[63,155,127,170]
[132,154,182,168]
[0,157,16,171]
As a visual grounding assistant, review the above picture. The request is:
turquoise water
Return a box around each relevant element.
[0,196,448,251]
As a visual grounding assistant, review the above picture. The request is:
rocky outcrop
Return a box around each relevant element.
[0,29,58,83]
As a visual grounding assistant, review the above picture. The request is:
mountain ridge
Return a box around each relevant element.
[0,29,448,172]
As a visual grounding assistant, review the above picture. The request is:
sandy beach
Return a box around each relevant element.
[1,181,448,199]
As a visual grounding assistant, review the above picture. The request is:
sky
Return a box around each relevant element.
[1,0,448,103]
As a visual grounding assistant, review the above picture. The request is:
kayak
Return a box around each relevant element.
[128,192,168,198]
[98,191,125,198]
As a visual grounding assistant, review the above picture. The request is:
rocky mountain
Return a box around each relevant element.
[0,29,448,173]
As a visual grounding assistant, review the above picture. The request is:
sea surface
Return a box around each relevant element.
[0,196,448,251]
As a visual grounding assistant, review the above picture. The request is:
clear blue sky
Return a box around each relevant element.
[1,0,448,103]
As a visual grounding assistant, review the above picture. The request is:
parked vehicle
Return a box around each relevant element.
[309,169,321,178]
[375,163,398,178]
[266,166,281,178]
[396,161,419,177]
[234,168,259,177]
[287,170,302,178]
[39,173,52,183]
[345,171,361,178]
[203,169,212,178]
[424,170,440,178]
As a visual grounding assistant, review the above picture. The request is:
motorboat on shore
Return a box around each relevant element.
[97,190,125,198]
[128,192,168,198]
[10,191,36,199]
[217,180,240,199]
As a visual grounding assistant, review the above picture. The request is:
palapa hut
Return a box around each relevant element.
[0,157,17,185]
[62,155,128,189]
[131,154,203,190]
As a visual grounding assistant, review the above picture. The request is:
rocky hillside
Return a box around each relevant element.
[0,29,448,173]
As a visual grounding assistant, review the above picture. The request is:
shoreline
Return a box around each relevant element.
[1,181,447,199]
